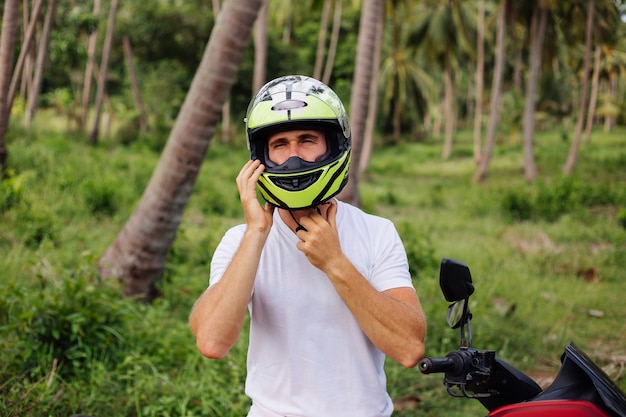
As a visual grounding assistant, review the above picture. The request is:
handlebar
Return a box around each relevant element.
[419,356,458,374]
[419,351,470,376]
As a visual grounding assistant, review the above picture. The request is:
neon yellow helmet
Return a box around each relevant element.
[245,75,351,209]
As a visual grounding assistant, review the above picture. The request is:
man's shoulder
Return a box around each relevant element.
[220,223,247,242]
[336,200,395,228]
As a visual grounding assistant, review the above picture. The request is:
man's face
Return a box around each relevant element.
[266,130,327,165]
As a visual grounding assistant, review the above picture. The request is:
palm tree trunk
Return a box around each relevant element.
[359,6,383,174]
[472,0,485,165]
[90,0,119,145]
[564,0,594,175]
[122,36,149,133]
[99,0,263,301]
[81,0,101,130]
[583,45,601,143]
[252,0,267,93]
[441,50,454,160]
[212,0,233,144]
[19,4,35,103]
[25,0,58,131]
[0,0,20,175]
[6,0,44,123]
[393,90,402,144]
[322,0,342,85]
[522,4,548,182]
[603,73,617,132]
[475,0,507,183]
[313,0,332,80]
[337,0,383,207]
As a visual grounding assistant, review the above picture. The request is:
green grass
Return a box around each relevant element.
[1,122,625,416]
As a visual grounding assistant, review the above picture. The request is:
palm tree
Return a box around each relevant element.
[584,44,602,143]
[90,0,120,145]
[99,0,264,301]
[411,0,475,160]
[81,0,101,130]
[211,0,234,144]
[313,0,333,80]
[597,31,626,132]
[583,0,620,140]
[122,36,149,132]
[380,1,433,144]
[268,0,297,44]
[253,0,268,93]
[5,0,44,131]
[475,0,508,183]
[0,0,20,174]
[564,0,595,175]
[25,0,59,130]
[472,0,486,165]
[337,0,384,207]
[522,1,549,181]
[322,0,342,85]
[359,0,384,174]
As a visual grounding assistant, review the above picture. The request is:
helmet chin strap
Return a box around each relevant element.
[288,206,322,233]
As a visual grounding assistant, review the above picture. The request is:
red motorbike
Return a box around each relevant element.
[419,258,626,417]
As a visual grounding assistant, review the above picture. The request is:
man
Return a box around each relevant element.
[190,75,426,417]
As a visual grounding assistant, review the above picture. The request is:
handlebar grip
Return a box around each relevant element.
[419,356,458,374]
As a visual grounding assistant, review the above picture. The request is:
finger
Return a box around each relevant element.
[297,215,314,230]
[238,160,264,187]
[326,200,338,229]
[251,162,265,181]
[237,160,256,182]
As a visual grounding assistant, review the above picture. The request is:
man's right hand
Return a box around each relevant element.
[236,160,274,234]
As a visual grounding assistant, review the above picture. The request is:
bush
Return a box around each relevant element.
[10,273,133,377]
[534,177,579,221]
[21,209,57,248]
[619,208,626,229]
[500,189,534,222]
[396,221,437,278]
[501,177,623,223]
[0,170,33,213]
[83,178,120,216]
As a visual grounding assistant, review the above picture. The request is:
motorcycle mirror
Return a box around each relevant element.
[446,300,466,329]
[439,258,474,302]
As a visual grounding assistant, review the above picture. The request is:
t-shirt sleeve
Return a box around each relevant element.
[370,220,415,293]
[209,224,246,286]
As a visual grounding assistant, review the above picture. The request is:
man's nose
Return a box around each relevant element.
[288,143,301,158]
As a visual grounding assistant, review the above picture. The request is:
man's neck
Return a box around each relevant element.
[278,200,333,233]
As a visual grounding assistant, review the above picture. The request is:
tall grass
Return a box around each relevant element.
[1,123,625,416]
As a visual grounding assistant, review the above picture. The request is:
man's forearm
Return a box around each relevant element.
[189,229,267,358]
[324,257,426,368]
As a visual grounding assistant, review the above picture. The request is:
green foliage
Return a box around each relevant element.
[83,178,120,216]
[0,170,32,213]
[619,208,626,229]
[8,271,132,378]
[396,221,437,278]
[500,188,534,221]
[500,177,625,223]
[21,208,58,248]
[1,127,625,416]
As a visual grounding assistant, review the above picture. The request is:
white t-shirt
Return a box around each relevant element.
[209,200,414,417]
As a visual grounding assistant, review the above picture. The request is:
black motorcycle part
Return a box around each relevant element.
[531,342,626,417]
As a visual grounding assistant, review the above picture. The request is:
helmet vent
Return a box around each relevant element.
[270,172,322,191]
[272,100,307,111]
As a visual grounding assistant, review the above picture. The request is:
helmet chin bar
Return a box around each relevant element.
[264,156,326,191]
[269,171,322,192]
